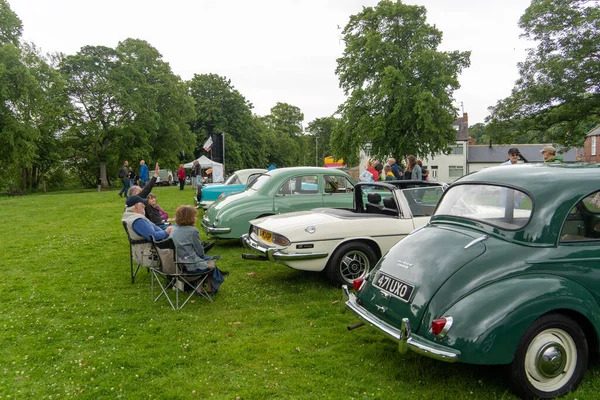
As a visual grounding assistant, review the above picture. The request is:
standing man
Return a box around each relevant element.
[388,158,403,180]
[541,145,563,163]
[500,148,522,208]
[502,148,520,165]
[118,160,130,197]
[193,160,202,189]
[139,160,148,187]
[191,160,198,189]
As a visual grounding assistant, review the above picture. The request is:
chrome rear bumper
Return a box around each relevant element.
[241,234,329,262]
[342,285,459,362]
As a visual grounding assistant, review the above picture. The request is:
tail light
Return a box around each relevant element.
[431,316,453,338]
[353,277,365,291]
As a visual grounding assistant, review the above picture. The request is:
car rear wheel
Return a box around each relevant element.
[510,313,588,399]
[326,242,376,287]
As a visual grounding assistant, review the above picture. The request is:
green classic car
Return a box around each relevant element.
[202,167,355,239]
[344,163,600,399]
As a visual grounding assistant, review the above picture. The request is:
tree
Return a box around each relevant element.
[61,41,196,187]
[262,102,305,166]
[187,73,268,170]
[116,39,195,172]
[332,0,470,166]
[488,0,600,147]
[19,43,71,191]
[0,0,21,46]
[306,116,339,166]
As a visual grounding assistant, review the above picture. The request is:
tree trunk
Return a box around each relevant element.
[100,161,109,188]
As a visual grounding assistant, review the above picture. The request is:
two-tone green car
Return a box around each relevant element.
[202,167,355,240]
[344,163,600,399]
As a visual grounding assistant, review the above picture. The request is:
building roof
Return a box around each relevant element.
[586,125,600,137]
[467,144,579,163]
[453,113,469,141]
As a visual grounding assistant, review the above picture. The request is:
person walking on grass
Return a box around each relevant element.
[118,160,131,197]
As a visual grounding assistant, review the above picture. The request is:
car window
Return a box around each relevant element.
[401,186,444,217]
[324,175,353,194]
[247,174,270,191]
[225,174,241,185]
[278,175,319,195]
[246,173,261,186]
[435,184,532,230]
[560,192,600,242]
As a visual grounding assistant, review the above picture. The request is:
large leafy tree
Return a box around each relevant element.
[187,73,267,170]
[0,0,21,46]
[115,39,195,173]
[262,102,304,167]
[19,43,71,191]
[306,116,338,166]
[488,0,600,147]
[61,41,195,187]
[332,0,470,165]
[0,0,41,189]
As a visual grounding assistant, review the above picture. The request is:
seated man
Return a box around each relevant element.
[122,195,173,267]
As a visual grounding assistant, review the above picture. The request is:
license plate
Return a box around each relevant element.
[258,229,272,243]
[373,272,415,303]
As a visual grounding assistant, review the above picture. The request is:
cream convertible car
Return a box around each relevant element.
[242,181,446,286]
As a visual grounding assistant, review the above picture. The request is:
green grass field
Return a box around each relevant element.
[1,186,597,399]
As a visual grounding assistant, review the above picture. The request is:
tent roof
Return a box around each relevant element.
[183,155,223,169]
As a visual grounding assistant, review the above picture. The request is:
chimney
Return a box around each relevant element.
[489,139,492,148]
[463,112,468,124]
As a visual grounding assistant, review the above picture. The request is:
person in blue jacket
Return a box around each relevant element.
[139,160,149,187]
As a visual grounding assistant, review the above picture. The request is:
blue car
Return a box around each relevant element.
[198,168,266,209]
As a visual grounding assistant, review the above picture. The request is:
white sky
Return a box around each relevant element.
[9,0,532,126]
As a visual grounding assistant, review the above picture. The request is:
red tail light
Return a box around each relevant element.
[353,278,364,291]
[431,316,453,338]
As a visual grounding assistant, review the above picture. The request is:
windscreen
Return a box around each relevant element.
[435,184,533,230]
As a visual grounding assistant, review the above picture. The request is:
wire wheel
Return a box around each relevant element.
[327,242,376,287]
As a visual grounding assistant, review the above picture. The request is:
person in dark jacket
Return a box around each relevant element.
[145,193,171,230]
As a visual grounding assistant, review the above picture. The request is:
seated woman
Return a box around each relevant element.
[145,193,173,230]
[170,206,225,294]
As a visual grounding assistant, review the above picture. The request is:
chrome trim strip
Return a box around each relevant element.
[464,235,489,249]
[342,285,460,362]
[241,234,329,262]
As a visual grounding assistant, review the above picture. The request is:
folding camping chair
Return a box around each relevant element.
[123,221,151,284]
[150,236,214,310]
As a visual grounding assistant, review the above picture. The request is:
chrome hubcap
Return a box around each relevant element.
[536,342,566,379]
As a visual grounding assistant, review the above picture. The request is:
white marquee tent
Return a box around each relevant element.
[183,155,224,182]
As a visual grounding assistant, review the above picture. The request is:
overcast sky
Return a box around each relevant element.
[9,0,532,127]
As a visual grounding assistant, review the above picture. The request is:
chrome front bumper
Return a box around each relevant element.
[201,220,231,235]
[199,201,214,210]
[241,234,329,262]
[342,285,459,363]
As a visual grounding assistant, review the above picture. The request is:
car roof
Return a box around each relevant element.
[447,163,600,245]
[457,163,600,198]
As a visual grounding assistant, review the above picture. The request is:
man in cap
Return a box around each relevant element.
[541,145,563,163]
[502,147,520,165]
[122,195,172,267]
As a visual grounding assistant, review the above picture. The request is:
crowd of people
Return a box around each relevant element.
[120,160,225,296]
[360,157,429,183]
